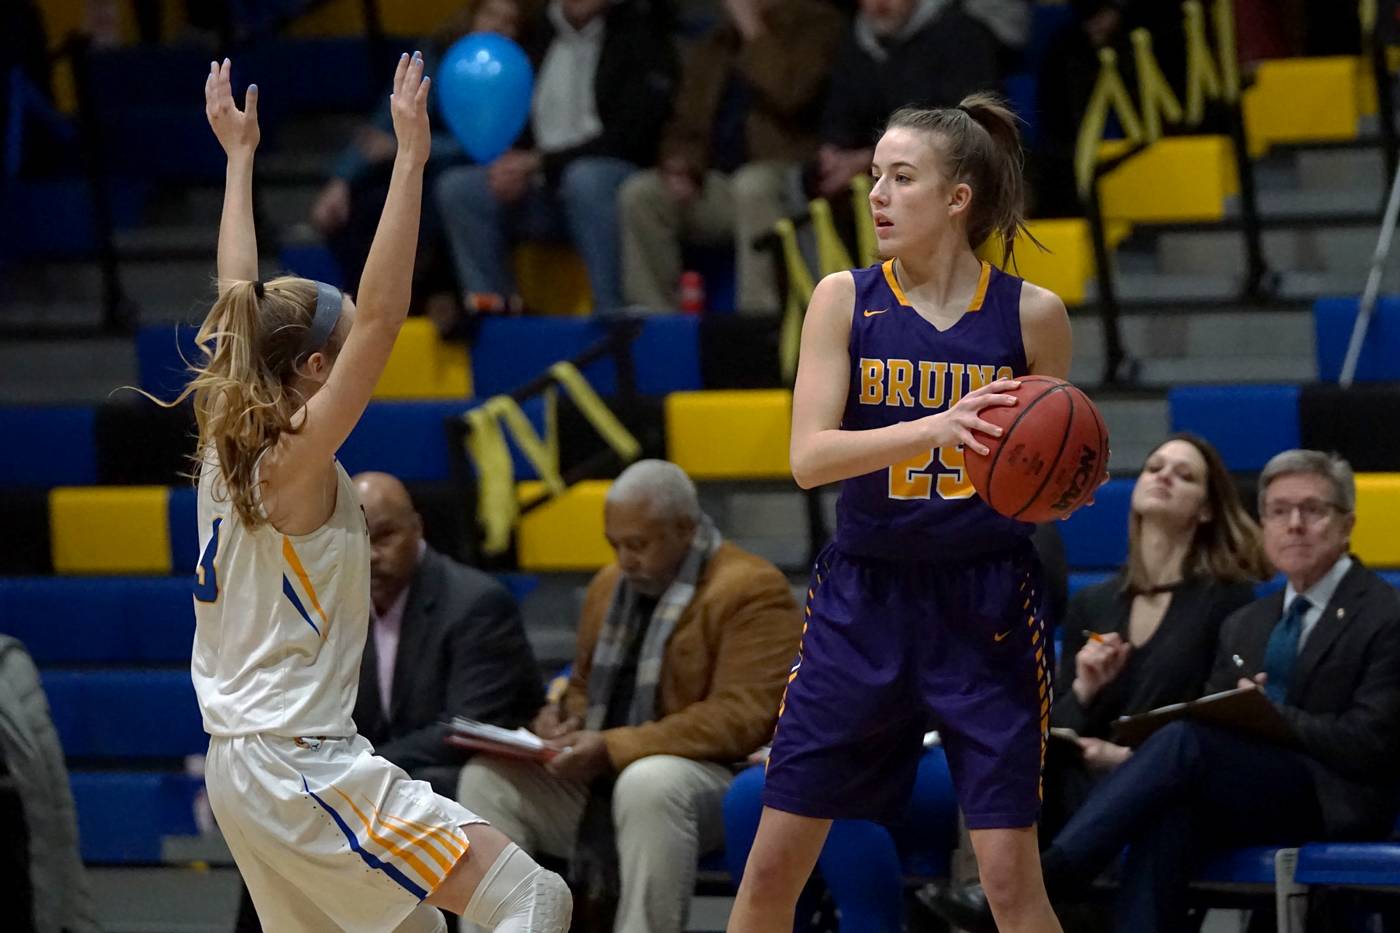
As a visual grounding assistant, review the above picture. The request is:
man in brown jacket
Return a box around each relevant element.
[617,0,843,314]
[455,460,802,933]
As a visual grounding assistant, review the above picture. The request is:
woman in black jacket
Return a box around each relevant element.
[1043,433,1270,837]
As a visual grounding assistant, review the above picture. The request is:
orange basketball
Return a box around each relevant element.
[965,376,1110,523]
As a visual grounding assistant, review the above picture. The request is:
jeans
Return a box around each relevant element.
[434,156,636,314]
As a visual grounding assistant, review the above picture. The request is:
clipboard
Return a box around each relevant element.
[1111,686,1295,748]
[445,717,561,763]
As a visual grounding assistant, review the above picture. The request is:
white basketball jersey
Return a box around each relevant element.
[191,453,370,738]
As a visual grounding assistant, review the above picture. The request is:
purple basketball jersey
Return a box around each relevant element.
[835,259,1032,561]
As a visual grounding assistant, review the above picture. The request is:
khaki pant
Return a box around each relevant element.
[618,160,798,314]
[456,754,732,933]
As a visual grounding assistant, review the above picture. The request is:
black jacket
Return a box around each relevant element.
[1206,559,1400,838]
[354,547,544,794]
[524,1,678,180]
[821,6,999,150]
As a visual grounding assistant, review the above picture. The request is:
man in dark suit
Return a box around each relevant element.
[924,449,1400,933]
[352,471,545,797]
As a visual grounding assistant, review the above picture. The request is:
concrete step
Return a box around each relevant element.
[89,865,242,933]
[1151,223,1387,277]
[0,336,137,403]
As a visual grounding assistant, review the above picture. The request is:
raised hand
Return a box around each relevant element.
[205,58,259,158]
[1072,632,1132,705]
[389,51,432,167]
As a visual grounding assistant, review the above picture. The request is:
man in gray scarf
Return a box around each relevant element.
[457,460,802,933]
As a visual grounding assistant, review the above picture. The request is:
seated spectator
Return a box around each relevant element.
[1043,434,1267,838]
[617,0,843,314]
[235,471,545,931]
[308,0,523,310]
[351,471,544,795]
[454,459,802,933]
[0,636,100,933]
[926,449,1400,933]
[811,0,1003,201]
[722,524,1068,933]
[434,0,678,320]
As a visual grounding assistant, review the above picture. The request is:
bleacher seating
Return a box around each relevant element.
[1169,385,1301,471]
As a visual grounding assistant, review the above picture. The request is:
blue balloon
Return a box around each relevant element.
[438,33,534,164]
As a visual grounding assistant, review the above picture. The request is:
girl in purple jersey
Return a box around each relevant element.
[728,95,1073,933]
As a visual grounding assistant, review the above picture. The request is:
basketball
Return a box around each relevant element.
[965,376,1110,523]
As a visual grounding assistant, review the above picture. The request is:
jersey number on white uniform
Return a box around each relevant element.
[888,446,974,500]
[194,518,222,603]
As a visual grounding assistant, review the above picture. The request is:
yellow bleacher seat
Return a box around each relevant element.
[513,244,593,317]
[1098,136,1238,224]
[374,317,473,399]
[516,480,613,571]
[1353,474,1400,567]
[290,0,468,37]
[982,219,1096,306]
[1242,57,1362,157]
[50,486,171,575]
[666,390,792,480]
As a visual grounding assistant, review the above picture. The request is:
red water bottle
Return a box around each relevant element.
[679,270,705,314]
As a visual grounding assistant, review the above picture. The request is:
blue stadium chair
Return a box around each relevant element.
[470,317,702,398]
[0,577,193,664]
[1315,297,1400,383]
[495,573,540,605]
[70,771,201,864]
[1169,385,1301,472]
[168,485,200,574]
[339,400,467,482]
[1069,571,1114,595]
[1057,478,1133,569]
[43,670,204,759]
[0,179,148,258]
[1296,841,1400,887]
[0,406,97,487]
[280,243,345,290]
[136,324,200,404]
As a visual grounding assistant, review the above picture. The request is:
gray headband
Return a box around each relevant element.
[301,281,343,356]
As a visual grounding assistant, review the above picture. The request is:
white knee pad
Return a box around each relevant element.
[463,843,573,933]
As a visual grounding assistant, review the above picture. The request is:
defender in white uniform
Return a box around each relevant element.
[177,57,570,933]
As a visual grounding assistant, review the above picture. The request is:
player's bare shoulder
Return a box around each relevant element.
[1017,279,1072,378]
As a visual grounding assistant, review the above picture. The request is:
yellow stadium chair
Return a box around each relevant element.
[50,486,171,574]
[290,0,467,37]
[1352,474,1400,567]
[515,480,613,571]
[666,390,792,480]
[513,244,594,317]
[980,218,1098,307]
[1098,136,1238,224]
[374,318,473,399]
[1242,57,1363,157]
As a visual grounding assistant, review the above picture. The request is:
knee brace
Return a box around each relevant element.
[463,843,572,933]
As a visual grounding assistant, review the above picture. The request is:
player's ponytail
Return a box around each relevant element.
[885,93,1036,267]
[154,276,342,529]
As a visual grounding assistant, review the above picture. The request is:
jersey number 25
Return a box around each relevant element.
[889,446,973,500]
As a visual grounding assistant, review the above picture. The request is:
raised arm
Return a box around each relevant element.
[204,59,260,291]
[789,272,1020,489]
[291,52,431,461]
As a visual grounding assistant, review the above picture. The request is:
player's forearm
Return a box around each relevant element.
[791,418,941,489]
[216,154,258,290]
[355,156,423,326]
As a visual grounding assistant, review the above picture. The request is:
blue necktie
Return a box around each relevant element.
[1263,596,1311,703]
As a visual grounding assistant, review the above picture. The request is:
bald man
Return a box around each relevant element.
[352,471,546,795]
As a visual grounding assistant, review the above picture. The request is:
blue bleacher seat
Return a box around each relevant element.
[280,243,345,291]
[70,771,201,863]
[1169,385,1301,472]
[136,324,200,404]
[0,577,193,664]
[1057,478,1133,569]
[1315,297,1400,383]
[168,485,199,574]
[0,179,148,258]
[495,573,540,605]
[470,317,702,398]
[1296,841,1400,887]
[339,400,467,482]
[1069,571,1114,595]
[1196,846,1286,886]
[0,406,97,487]
[43,670,204,759]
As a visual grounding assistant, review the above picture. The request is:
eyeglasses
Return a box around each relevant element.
[1260,499,1345,525]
